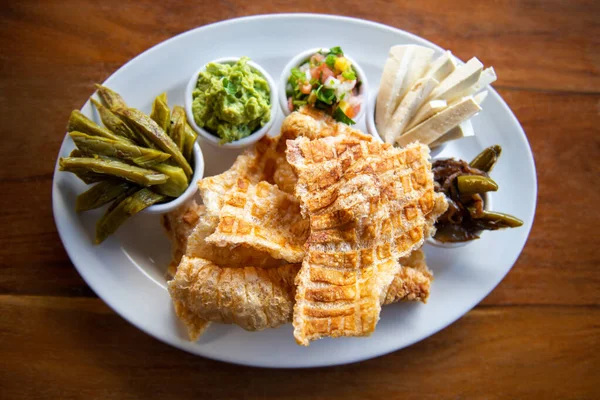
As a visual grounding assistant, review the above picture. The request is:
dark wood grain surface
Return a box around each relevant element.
[1,1,599,399]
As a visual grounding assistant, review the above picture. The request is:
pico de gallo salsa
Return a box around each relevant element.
[286,47,363,125]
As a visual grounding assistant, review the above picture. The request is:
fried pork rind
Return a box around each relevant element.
[274,108,376,192]
[172,299,211,341]
[287,134,447,345]
[384,248,432,304]
[185,202,286,269]
[280,108,374,146]
[166,202,296,338]
[161,199,204,277]
[168,256,300,331]
[198,135,298,199]
[163,203,434,340]
[204,179,309,263]
[197,135,309,264]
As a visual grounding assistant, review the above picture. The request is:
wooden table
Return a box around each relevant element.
[1,1,598,398]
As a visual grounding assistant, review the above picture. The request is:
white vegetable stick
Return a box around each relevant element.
[395,97,481,147]
[456,67,497,99]
[375,45,434,131]
[397,47,434,103]
[429,57,483,103]
[405,99,447,130]
[474,90,489,105]
[376,47,412,130]
[382,76,438,144]
[430,120,475,148]
[424,51,456,82]
[472,67,496,92]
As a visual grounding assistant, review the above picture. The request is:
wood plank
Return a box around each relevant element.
[0,0,598,101]
[482,88,600,306]
[1,89,597,306]
[0,295,597,399]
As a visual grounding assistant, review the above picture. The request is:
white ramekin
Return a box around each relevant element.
[426,189,493,248]
[278,48,368,123]
[143,141,204,214]
[184,57,278,149]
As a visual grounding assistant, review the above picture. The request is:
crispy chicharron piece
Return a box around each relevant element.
[164,201,433,301]
[280,108,375,144]
[162,198,286,273]
[197,150,266,213]
[165,201,297,339]
[198,135,297,197]
[198,146,308,264]
[172,299,211,341]
[287,134,447,345]
[161,199,204,277]
[385,248,432,304]
[275,108,379,194]
[203,179,308,263]
[168,256,300,332]
[185,202,286,269]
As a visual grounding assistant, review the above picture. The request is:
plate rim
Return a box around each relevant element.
[52,13,538,368]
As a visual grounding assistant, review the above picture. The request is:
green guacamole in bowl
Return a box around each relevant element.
[191,57,271,144]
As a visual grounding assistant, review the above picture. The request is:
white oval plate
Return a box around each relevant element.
[52,14,537,368]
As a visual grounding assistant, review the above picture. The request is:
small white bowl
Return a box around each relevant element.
[278,48,368,123]
[366,89,448,157]
[184,57,278,149]
[143,141,205,214]
[426,190,493,248]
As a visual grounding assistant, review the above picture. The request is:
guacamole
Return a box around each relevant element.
[191,57,271,143]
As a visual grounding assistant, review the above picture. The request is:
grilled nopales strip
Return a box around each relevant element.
[95,188,165,244]
[69,131,171,167]
[95,84,128,111]
[117,107,193,177]
[90,99,137,142]
[67,110,131,143]
[93,86,159,149]
[182,123,198,163]
[151,163,188,198]
[75,180,135,212]
[59,157,168,186]
[169,106,186,152]
[150,92,171,133]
